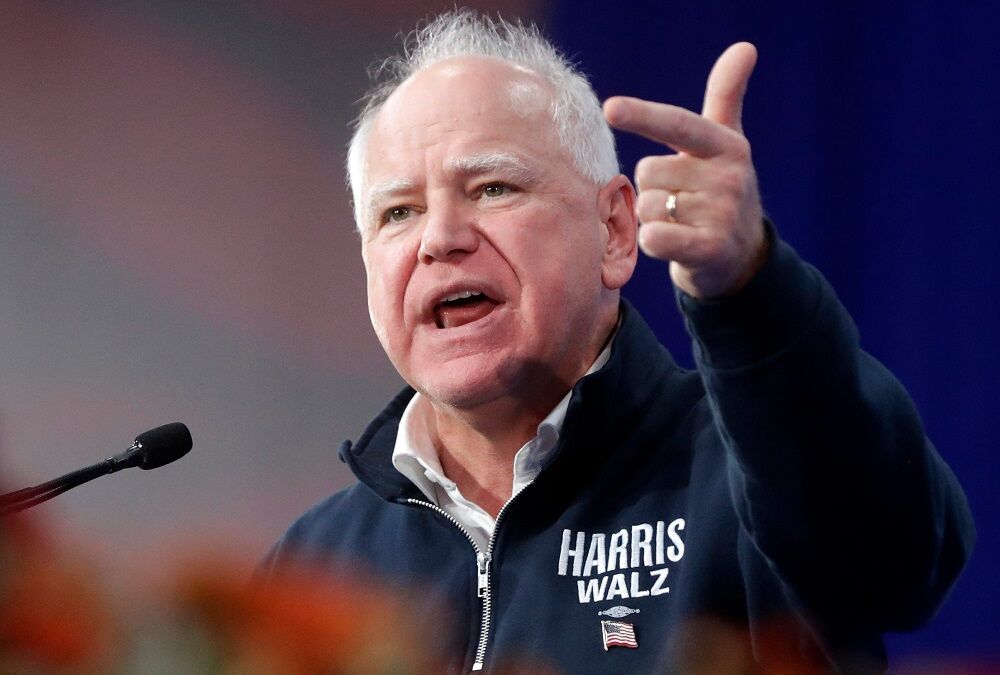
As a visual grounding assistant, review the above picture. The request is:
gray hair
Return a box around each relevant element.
[346,9,620,232]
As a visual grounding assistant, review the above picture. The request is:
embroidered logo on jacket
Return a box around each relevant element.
[598,606,640,618]
[557,518,686,604]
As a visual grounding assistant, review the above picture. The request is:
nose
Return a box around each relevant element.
[418,201,480,264]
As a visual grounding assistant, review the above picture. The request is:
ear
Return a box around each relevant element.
[596,174,638,290]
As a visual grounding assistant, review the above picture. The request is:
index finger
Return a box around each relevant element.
[604,97,732,158]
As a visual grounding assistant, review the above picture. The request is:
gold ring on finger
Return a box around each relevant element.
[665,191,679,223]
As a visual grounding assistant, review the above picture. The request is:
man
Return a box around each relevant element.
[266,11,974,673]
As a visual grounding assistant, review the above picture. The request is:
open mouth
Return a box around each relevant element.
[433,290,500,329]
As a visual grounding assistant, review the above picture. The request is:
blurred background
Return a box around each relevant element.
[0,0,995,668]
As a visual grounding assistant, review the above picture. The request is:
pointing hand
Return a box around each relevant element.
[604,43,766,299]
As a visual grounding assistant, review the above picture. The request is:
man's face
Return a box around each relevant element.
[360,57,617,411]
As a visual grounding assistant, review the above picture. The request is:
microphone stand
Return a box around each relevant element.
[0,443,139,516]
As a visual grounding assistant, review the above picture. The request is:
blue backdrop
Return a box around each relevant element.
[547,0,998,662]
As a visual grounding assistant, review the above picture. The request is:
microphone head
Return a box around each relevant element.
[133,423,193,470]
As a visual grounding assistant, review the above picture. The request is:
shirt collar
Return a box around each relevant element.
[392,332,616,504]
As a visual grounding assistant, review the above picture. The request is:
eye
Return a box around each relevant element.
[384,205,412,223]
[481,183,510,198]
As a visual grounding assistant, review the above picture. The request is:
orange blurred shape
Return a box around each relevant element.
[0,514,116,672]
[172,560,441,675]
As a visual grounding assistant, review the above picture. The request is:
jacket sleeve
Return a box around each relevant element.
[676,224,975,638]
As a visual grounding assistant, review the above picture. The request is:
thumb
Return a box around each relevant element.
[702,42,757,133]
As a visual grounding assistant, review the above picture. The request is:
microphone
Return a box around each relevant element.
[0,423,193,515]
[112,422,193,470]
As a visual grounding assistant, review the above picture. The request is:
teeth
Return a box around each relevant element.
[441,290,483,303]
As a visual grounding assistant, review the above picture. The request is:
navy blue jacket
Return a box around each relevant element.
[266,236,974,673]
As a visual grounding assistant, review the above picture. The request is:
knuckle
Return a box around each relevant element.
[634,193,650,221]
[729,135,752,162]
[636,192,662,222]
[716,165,749,197]
[634,157,654,188]
[638,223,664,255]
[643,223,679,259]
[635,156,669,190]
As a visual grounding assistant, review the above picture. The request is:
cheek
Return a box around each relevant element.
[364,268,389,347]
[363,244,415,343]
[516,208,604,284]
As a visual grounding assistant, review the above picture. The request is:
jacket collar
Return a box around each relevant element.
[340,299,683,502]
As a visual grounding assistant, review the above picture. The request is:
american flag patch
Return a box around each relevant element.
[601,620,638,650]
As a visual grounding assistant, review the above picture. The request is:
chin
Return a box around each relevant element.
[414,353,525,411]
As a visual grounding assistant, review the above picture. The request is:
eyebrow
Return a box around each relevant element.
[366,178,416,223]
[445,152,537,183]
[364,153,538,225]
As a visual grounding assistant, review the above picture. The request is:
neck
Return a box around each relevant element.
[424,392,555,517]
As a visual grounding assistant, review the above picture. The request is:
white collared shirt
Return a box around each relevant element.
[392,341,614,551]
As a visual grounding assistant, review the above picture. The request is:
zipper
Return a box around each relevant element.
[471,494,521,671]
[404,488,527,672]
